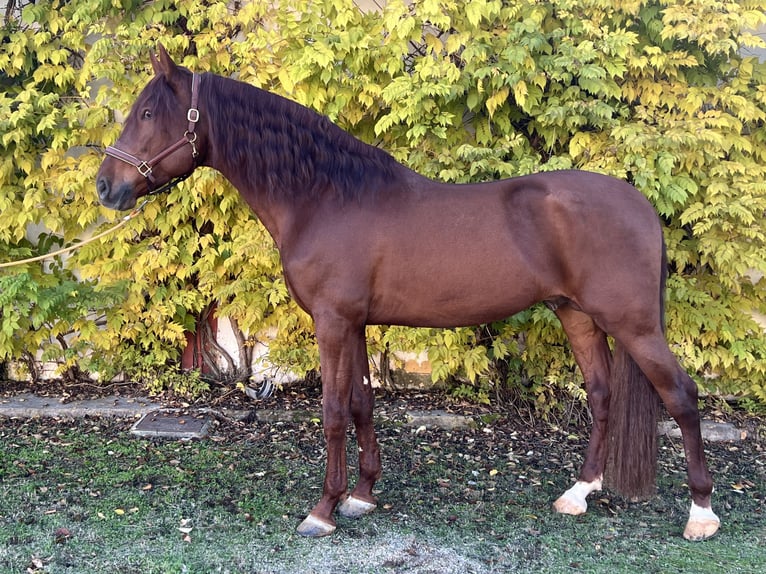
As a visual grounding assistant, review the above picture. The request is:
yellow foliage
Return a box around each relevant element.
[1,0,765,404]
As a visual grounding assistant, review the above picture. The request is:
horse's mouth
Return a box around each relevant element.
[96,177,140,211]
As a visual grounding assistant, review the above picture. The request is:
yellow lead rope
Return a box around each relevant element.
[0,199,149,269]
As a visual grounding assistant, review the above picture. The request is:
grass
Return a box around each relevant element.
[0,413,764,573]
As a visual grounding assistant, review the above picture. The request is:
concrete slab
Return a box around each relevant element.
[406,410,477,430]
[659,419,747,442]
[131,410,212,439]
[0,393,158,419]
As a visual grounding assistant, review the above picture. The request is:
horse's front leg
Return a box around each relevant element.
[337,356,381,519]
[296,313,368,537]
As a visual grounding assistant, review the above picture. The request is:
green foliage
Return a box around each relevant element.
[1,0,765,408]
[132,360,210,398]
[0,268,125,380]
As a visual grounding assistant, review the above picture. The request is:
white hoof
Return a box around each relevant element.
[683,503,720,541]
[553,477,603,516]
[296,514,336,538]
[553,493,587,515]
[338,495,377,519]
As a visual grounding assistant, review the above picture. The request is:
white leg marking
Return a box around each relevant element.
[553,476,603,515]
[689,502,719,523]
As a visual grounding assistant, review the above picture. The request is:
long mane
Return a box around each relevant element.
[200,73,404,202]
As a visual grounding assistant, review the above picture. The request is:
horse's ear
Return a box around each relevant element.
[151,43,177,79]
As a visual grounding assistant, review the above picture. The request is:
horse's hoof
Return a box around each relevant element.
[683,503,720,541]
[553,494,587,516]
[338,495,377,519]
[296,514,336,538]
[683,519,720,541]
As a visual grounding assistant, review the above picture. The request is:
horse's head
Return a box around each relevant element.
[96,45,202,211]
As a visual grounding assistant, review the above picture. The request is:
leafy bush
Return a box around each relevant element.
[1,0,765,407]
[0,269,125,381]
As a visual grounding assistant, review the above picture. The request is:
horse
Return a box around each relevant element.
[96,45,720,541]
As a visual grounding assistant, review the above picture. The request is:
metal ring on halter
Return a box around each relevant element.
[185,131,198,158]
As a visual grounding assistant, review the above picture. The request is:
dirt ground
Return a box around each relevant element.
[1,377,765,573]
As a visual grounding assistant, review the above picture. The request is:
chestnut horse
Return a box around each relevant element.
[96,46,719,540]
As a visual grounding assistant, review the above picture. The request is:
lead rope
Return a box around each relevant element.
[0,197,151,269]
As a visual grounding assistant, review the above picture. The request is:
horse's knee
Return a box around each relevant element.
[322,395,349,424]
[350,383,373,421]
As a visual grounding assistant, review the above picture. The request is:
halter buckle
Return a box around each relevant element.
[187,108,200,123]
[137,161,152,178]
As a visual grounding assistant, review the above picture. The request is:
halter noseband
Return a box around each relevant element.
[104,73,200,196]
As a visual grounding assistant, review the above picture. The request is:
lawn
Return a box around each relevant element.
[0,391,764,573]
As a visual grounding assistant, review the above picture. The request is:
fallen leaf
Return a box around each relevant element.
[54,527,71,543]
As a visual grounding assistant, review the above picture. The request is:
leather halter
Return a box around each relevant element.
[104,73,200,194]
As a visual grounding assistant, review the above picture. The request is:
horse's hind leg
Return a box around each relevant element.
[619,332,719,540]
[552,305,612,515]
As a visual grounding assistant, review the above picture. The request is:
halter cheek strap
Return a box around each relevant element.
[104,73,200,193]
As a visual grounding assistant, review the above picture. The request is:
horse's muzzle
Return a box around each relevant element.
[97,176,137,211]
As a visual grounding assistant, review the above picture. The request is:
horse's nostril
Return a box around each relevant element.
[97,177,110,201]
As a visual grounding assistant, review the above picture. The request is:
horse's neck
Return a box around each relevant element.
[199,74,415,246]
[215,164,293,248]
[196,88,281,244]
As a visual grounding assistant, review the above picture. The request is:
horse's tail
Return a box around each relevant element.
[604,242,665,499]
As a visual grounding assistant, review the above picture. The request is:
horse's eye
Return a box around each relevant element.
[142,109,153,120]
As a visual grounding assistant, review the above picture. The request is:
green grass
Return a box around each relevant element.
[0,415,763,573]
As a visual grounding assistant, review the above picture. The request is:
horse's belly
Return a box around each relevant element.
[367,263,542,328]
